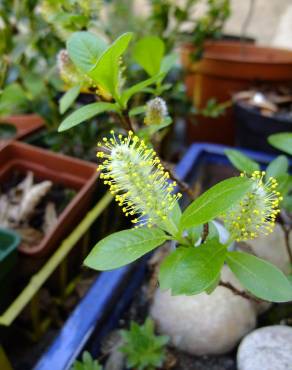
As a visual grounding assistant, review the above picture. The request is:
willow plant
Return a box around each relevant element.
[56,31,292,303]
[84,131,292,303]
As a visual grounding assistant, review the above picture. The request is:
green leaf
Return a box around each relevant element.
[159,240,226,295]
[283,194,292,212]
[67,31,107,72]
[187,222,219,245]
[133,36,165,76]
[225,149,260,174]
[180,177,252,230]
[138,117,172,138]
[268,132,292,155]
[88,33,133,98]
[84,227,167,270]
[0,83,28,115]
[129,105,146,117]
[160,53,177,75]
[58,102,118,132]
[168,201,182,229]
[120,319,168,370]
[276,174,291,196]
[71,351,102,370]
[265,155,289,180]
[226,251,292,302]
[205,275,220,294]
[120,74,163,107]
[59,85,81,114]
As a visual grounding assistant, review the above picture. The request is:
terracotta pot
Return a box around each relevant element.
[0,141,98,258]
[181,41,292,145]
[0,114,45,141]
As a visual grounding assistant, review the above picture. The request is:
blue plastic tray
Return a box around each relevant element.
[35,143,289,370]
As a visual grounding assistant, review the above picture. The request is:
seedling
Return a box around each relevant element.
[71,351,102,370]
[120,319,169,370]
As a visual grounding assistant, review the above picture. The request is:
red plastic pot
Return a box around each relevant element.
[181,41,292,145]
[0,114,45,140]
[0,141,98,258]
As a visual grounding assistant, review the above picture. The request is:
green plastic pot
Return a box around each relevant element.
[0,228,20,310]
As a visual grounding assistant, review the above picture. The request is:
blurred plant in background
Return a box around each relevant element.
[0,0,231,160]
[0,0,62,123]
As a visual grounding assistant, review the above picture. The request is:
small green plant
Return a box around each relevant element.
[71,351,102,370]
[57,32,176,146]
[120,319,169,370]
[84,130,292,303]
[58,29,292,304]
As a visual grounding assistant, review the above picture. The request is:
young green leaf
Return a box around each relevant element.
[67,31,107,72]
[58,102,118,131]
[268,132,292,155]
[59,85,81,114]
[88,33,133,98]
[180,177,252,230]
[168,201,182,229]
[129,105,146,117]
[159,240,226,295]
[160,53,177,75]
[120,319,168,370]
[226,251,292,302]
[282,194,292,212]
[138,117,172,138]
[84,227,167,270]
[132,36,165,76]
[225,149,260,174]
[276,174,291,196]
[71,351,102,370]
[265,155,289,180]
[120,74,163,107]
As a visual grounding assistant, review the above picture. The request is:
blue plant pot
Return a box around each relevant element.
[35,143,289,370]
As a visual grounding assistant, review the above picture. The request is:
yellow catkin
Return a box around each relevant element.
[97,131,181,227]
[223,171,282,242]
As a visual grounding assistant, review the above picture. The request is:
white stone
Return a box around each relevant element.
[150,266,256,356]
[247,223,291,274]
[237,325,292,370]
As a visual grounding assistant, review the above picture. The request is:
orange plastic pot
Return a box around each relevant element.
[0,114,45,140]
[0,141,98,258]
[181,41,292,145]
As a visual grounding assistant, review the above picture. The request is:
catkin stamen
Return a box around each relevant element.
[97,131,182,227]
[222,171,282,242]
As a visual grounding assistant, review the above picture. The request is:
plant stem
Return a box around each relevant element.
[282,225,292,266]
[219,280,261,303]
[201,223,209,244]
[278,214,292,266]
[119,108,134,131]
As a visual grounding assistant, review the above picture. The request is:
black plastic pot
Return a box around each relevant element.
[234,100,292,153]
